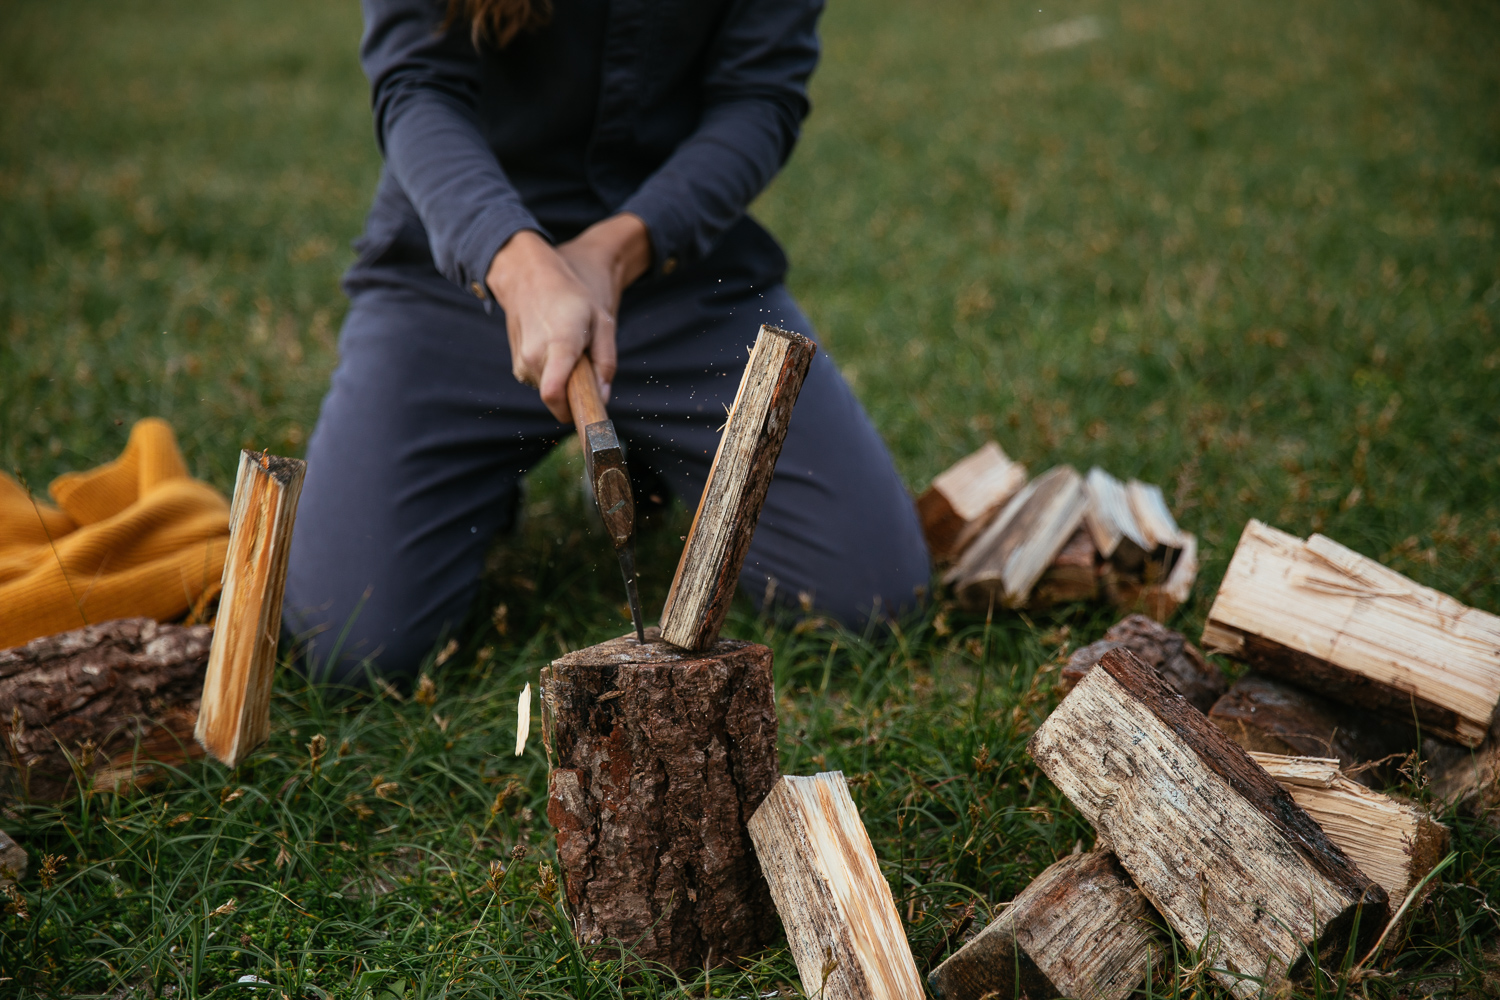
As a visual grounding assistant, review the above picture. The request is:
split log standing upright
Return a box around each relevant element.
[542,324,815,970]
[195,450,305,767]
[1030,647,1388,997]
[659,324,816,650]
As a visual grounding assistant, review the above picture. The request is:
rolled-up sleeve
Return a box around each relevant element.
[361,0,542,296]
[620,0,823,276]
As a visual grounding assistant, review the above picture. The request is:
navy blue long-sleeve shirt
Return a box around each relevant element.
[355,0,824,299]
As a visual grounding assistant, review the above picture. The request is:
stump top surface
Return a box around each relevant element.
[551,630,761,668]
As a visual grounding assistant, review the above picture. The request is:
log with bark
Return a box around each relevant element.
[1029,647,1388,997]
[1063,614,1225,713]
[747,771,924,1000]
[659,324,816,650]
[1203,519,1500,747]
[1425,727,1500,827]
[1249,752,1449,919]
[928,850,1164,1000]
[917,441,1027,564]
[1,618,210,801]
[1208,673,1419,784]
[541,631,780,971]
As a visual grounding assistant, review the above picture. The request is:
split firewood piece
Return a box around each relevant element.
[1,618,211,801]
[0,828,27,886]
[1083,467,1151,570]
[1063,614,1225,713]
[660,325,816,650]
[1031,527,1100,606]
[1251,751,1449,927]
[542,631,780,971]
[1208,673,1418,783]
[928,851,1165,1000]
[1126,480,1187,552]
[1105,532,1198,621]
[748,771,923,1000]
[1030,647,1388,997]
[917,441,1028,563]
[1203,519,1500,747]
[195,450,306,767]
[945,465,1088,610]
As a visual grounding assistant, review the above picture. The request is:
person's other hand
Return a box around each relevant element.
[555,213,652,325]
[487,230,612,423]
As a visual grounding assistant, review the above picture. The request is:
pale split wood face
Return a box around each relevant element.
[1205,519,1500,746]
[660,325,813,651]
[749,772,925,1000]
[1030,661,1380,998]
[195,450,304,767]
[1252,751,1449,903]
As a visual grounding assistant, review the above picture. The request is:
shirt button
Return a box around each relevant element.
[470,281,485,299]
[661,257,678,275]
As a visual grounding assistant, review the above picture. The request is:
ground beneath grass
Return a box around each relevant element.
[2,0,1498,996]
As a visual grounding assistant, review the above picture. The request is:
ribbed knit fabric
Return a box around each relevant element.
[0,418,230,649]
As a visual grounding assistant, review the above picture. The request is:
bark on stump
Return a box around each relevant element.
[541,631,780,971]
[2,618,210,801]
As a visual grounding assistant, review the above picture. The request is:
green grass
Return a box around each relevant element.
[3,0,1500,995]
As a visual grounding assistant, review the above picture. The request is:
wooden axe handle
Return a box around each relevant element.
[567,355,609,432]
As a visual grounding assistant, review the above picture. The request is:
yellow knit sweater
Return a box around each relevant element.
[0,418,230,649]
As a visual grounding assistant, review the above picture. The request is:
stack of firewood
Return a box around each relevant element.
[921,520,1500,1000]
[754,522,1498,1000]
[918,442,1197,618]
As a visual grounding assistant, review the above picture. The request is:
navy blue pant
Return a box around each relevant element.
[283,270,929,682]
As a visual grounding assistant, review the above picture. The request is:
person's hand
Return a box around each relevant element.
[487,215,652,423]
[487,230,613,423]
[555,212,652,325]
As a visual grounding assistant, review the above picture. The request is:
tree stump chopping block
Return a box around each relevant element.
[540,632,780,972]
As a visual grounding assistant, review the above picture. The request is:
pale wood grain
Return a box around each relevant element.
[1252,752,1449,917]
[1029,648,1387,998]
[928,851,1164,1000]
[1126,480,1186,550]
[1084,467,1150,563]
[660,325,815,650]
[946,465,1087,609]
[195,450,304,767]
[0,828,28,886]
[749,772,924,1000]
[1204,519,1500,747]
[918,442,1028,562]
